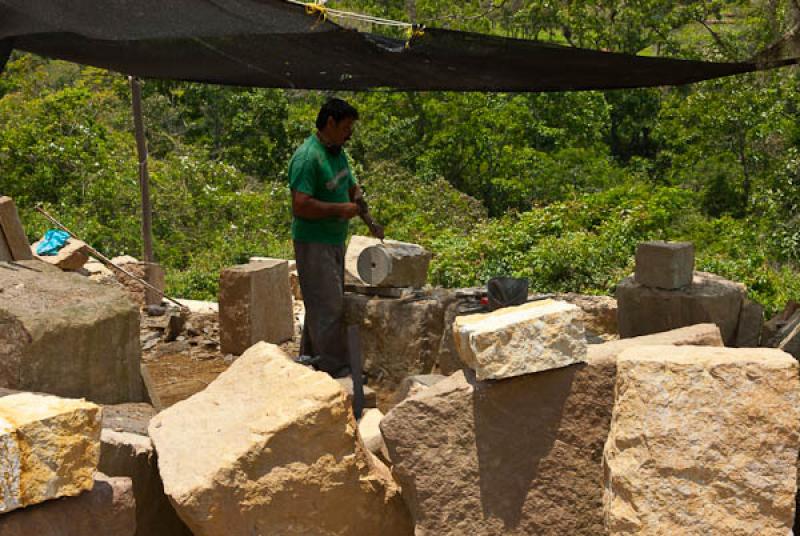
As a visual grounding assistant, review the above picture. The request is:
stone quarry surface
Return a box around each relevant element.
[0,196,33,261]
[634,240,694,289]
[0,473,136,536]
[149,342,412,536]
[604,346,800,535]
[219,260,293,354]
[357,241,432,288]
[453,299,587,381]
[0,260,143,403]
[32,237,90,271]
[616,271,746,345]
[0,392,102,514]
[344,292,446,388]
[381,324,724,535]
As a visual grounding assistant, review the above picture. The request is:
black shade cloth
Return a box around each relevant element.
[0,0,796,91]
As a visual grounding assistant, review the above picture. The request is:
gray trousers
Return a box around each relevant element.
[294,241,348,374]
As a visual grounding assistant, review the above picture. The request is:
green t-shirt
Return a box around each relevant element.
[288,134,356,245]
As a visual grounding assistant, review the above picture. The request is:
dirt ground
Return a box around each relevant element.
[140,302,303,410]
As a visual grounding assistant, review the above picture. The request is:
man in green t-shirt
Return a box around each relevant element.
[289,98,383,378]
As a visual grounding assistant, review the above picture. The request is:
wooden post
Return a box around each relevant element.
[129,76,154,263]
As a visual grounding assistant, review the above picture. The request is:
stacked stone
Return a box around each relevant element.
[0,391,137,535]
[617,241,762,347]
[384,306,800,535]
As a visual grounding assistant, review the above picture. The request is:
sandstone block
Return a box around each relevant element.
[0,473,136,536]
[358,408,390,464]
[32,238,90,271]
[735,297,763,347]
[0,392,101,513]
[381,324,724,535]
[616,271,746,345]
[250,256,301,300]
[453,299,586,380]
[556,293,619,338]
[357,241,432,288]
[634,240,694,289]
[0,196,33,261]
[219,260,293,354]
[345,235,383,285]
[344,292,446,389]
[390,374,446,407]
[604,346,800,535]
[100,429,192,536]
[0,260,143,403]
[149,342,412,536]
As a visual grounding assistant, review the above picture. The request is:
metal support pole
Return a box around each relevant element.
[129,76,154,264]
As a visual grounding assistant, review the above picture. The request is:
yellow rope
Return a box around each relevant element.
[304,2,328,21]
[405,25,425,48]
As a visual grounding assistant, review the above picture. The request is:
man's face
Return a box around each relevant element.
[326,116,356,147]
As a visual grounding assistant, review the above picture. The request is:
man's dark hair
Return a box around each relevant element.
[316,98,359,130]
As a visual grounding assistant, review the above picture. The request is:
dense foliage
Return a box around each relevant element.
[1,0,800,315]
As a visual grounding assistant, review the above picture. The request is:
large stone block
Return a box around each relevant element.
[149,342,412,536]
[344,292,446,388]
[453,299,587,381]
[604,346,800,535]
[634,240,694,289]
[0,196,33,261]
[0,473,136,536]
[0,392,101,513]
[381,324,723,535]
[0,260,143,403]
[357,241,432,288]
[616,271,746,345]
[219,260,293,354]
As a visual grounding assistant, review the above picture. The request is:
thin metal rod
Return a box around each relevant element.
[34,206,187,312]
[129,76,154,264]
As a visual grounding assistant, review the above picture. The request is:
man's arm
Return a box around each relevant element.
[349,185,385,240]
[292,190,359,220]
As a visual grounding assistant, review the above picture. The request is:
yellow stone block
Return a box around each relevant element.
[0,393,101,513]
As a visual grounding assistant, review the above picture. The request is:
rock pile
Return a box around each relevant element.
[381,324,731,535]
[617,241,758,346]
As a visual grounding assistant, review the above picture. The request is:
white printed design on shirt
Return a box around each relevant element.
[325,168,350,191]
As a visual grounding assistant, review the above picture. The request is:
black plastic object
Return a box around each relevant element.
[487,277,529,311]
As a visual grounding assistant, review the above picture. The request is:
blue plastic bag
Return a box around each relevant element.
[36,229,71,256]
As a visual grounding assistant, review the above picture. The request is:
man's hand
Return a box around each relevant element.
[339,202,360,220]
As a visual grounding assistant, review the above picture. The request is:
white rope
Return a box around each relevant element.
[284,0,414,29]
